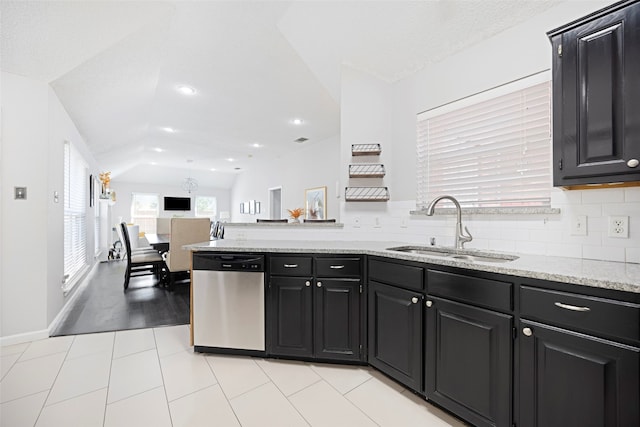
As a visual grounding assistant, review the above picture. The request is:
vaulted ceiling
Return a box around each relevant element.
[1,0,563,189]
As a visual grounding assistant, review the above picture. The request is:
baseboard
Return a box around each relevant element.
[0,329,49,347]
[47,261,101,336]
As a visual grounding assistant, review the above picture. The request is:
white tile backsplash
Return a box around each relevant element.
[224,189,639,263]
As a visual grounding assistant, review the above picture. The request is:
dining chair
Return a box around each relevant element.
[115,222,157,258]
[164,218,211,290]
[120,222,166,291]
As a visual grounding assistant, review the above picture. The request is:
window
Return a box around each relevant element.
[195,196,217,218]
[416,73,551,210]
[63,141,88,290]
[131,193,159,234]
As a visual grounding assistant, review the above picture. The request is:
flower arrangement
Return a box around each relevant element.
[287,208,305,222]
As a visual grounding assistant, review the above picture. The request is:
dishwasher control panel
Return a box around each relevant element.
[193,253,265,272]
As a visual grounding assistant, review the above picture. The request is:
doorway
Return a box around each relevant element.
[268,186,282,219]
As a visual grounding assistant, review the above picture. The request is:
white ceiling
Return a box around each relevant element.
[1,0,563,189]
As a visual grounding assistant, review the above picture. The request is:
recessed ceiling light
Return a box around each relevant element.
[162,127,175,133]
[226,158,235,162]
[210,168,216,172]
[291,118,304,125]
[153,147,164,153]
[251,143,263,148]
[177,85,196,95]
[150,162,157,165]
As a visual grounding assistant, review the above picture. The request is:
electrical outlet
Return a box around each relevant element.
[608,216,629,238]
[571,215,587,236]
[400,216,409,228]
[353,217,361,228]
[374,216,382,228]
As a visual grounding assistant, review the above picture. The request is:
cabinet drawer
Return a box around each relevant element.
[427,270,513,313]
[269,256,312,276]
[369,259,424,291]
[520,286,640,343]
[316,257,361,278]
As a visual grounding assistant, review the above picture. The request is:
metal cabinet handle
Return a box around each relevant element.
[425,300,433,308]
[317,281,322,287]
[628,158,639,168]
[554,302,591,312]
[330,265,345,269]
[284,264,298,268]
[411,297,419,304]
[523,327,533,337]
[305,281,310,287]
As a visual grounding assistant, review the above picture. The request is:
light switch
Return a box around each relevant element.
[14,187,27,200]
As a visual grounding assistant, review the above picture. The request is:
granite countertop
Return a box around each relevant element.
[187,239,640,294]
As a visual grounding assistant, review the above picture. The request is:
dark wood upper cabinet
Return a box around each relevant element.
[548,0,640,186]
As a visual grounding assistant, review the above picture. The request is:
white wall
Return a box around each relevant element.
[1,72,99,342]
[231,135,341,222]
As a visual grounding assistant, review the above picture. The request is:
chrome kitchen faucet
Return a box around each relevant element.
[425,195,472,249]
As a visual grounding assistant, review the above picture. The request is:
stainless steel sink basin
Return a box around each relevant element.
[386,246,518,263]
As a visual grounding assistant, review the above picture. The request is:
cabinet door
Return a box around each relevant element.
[268,276,313,357]
[368,281,422,392]
[519,320,640,427]
[425,297,512,427]
[551,2,640,185]
[314,279,361,361]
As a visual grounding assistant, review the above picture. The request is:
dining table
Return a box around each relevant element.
[145,233,170,253]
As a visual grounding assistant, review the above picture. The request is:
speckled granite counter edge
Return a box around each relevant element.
[187,241,640,294]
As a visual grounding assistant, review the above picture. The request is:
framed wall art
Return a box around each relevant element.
[304,186,327,220]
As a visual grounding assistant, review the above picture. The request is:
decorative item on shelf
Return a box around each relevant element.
[287,207,305,223]
[305,186,327,220]
[98,171,111,198]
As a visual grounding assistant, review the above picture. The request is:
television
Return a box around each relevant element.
[164,196,191,211]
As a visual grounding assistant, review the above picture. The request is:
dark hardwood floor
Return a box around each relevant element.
[52,260,190,336]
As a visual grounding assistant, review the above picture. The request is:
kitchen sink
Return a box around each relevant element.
[386,246,519,263]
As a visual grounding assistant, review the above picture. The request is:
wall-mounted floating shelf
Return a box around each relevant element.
[351,144,382,156]
[345,187,390,202]
[349,164,386,178]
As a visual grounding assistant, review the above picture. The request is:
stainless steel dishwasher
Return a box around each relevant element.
[192,253,265,354]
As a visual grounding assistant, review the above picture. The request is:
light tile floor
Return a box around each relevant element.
[0,325,468,427]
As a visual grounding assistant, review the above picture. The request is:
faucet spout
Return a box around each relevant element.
[425,195,472,249]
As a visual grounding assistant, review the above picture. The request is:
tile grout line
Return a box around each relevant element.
[152,328,174,427]
[102,332,116,427]
[202,354,249,426]
[31,335,76,427]
[253,359,314,426]
[304,366,382,427]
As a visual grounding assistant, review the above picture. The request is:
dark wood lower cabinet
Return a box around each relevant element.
[269,276,313,357]
[425,296,512,427]
[368,281,422,392]
[518,320,640,427]
[314,279,361,361]
[269,276,362,361]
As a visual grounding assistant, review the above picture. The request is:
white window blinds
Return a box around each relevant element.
[63,141,88,287]
[416,74,551,209]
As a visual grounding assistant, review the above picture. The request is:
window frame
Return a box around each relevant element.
[416,71,552,211]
